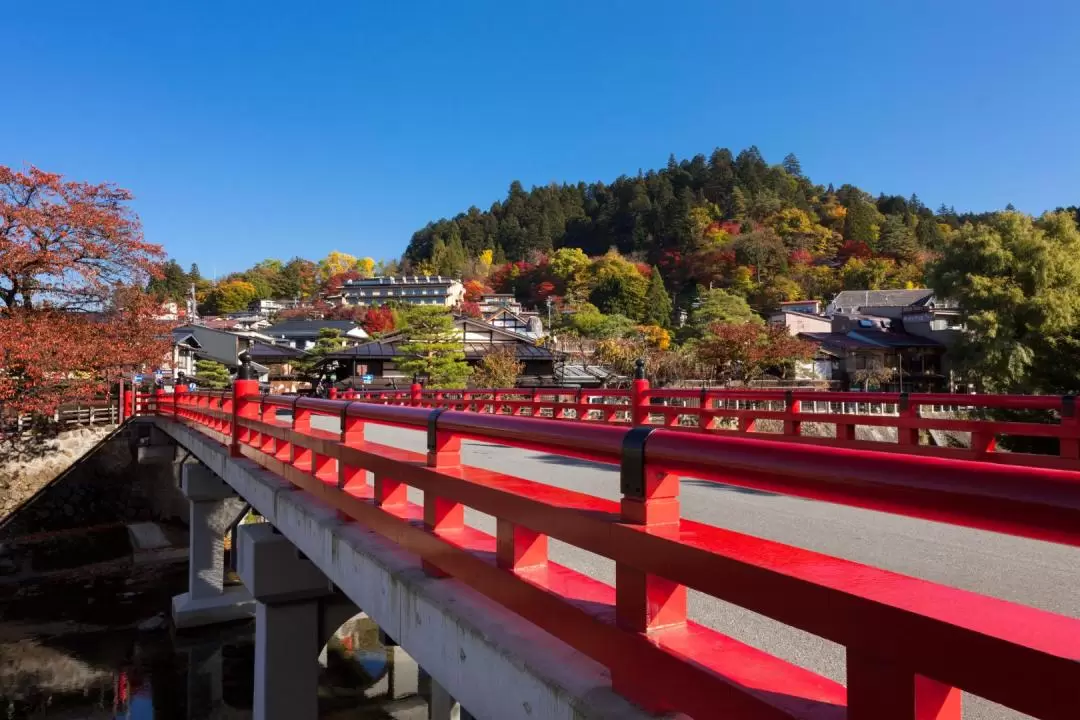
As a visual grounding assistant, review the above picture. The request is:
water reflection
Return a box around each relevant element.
[1,571,425,719]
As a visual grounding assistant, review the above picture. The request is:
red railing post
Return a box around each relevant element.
[231,353,259,458]
[423,411,463,577]
[631,359,651,426]
[410,379,423,407]
[1060,395,1078,460]
[124,388,135,418]
[154,387,165,415]
[847,651,961,720]
[338,403,367,500]
[784,390,802,437]
[898,393,918,446]
[173,381,185,419]
[329,386,339,400]
[614,426,686,710]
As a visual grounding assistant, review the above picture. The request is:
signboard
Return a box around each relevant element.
[361,374,374,385]
[133,374,144,384]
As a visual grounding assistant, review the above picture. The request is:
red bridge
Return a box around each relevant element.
[124,363,1080,720]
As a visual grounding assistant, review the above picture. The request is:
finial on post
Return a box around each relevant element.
[633,357,646,380]
[237,350,256,380]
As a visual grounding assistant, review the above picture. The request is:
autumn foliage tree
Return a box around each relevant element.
[469,345,523,388]
[695,322,818,385]
[1,165,169,417]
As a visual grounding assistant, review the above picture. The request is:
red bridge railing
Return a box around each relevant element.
[336,382,1080,470]
[132,377,1080,720]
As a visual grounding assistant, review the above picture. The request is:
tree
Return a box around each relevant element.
[318,251,358,286]
[396,307,471,388]
[843,196,884,249]
[781,153,803,177]
[294,328,347,382]
[549,247,590,280]
[852,361,897,391]
[641,266,673,328]
[734,229,787,281]
[194,359,231,389]
[695,322,817,385]
[929,211,1080,393]
[281,257,318,299]
[878,215,920,262]
[470,345,523,388]
[463,279,491,302]
[205,280,259,314]
[147,260,190,302]
[587,250,648,319]
[361,305,395,336]
[355,257,376,277]
[690,288,760,334]
[0,165,168,417]
[0,292,170,415]
[1,165,163,310]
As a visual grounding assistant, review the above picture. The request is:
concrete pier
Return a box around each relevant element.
[171,463,255,629]
[237,521,335,720]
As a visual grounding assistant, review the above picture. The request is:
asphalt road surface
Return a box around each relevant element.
[303,414,1080,720]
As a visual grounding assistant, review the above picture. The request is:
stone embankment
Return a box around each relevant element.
[0,427,116,523]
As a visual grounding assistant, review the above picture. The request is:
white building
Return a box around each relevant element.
[336,276,465,308]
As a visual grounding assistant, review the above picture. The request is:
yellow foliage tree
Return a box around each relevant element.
[637,324,671,351]
[318,250,358,282]
[355,257,376,277]
[478,249,494,277]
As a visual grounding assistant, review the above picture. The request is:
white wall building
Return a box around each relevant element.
[336,276,465,308]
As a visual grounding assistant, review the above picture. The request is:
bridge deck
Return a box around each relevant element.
[347,415,1080,720]
[145,388,1080,720]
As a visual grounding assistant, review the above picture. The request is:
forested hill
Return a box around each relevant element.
[403,146,1040,307]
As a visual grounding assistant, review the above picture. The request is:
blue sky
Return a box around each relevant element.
[3,1,1078,275]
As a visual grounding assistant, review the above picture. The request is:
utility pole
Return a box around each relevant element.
[188,283,199,323]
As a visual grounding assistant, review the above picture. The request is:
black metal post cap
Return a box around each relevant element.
[634,358,646,379]
[237,350,257,380]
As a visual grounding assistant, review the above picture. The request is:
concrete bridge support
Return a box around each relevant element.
[171,463,255,629]
[237,521,336,720]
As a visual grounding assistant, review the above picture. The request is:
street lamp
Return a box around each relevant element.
[546,296,553,329]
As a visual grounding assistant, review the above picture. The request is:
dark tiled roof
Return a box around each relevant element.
[326,341,554,361]
[800,331,942,351]
[327,341,398,359]
[851,330,942,348]
[830,289,935,309]
[247,342,303,360]
[265,320,362,337]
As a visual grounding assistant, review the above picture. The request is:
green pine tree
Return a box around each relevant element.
[194,359,232,389]
[395,307,471,388]
[641,266,674,328]
[295,328,346,381]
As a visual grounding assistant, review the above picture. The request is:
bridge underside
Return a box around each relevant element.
[152,416,655,720]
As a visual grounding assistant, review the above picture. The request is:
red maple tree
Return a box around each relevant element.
[1,165,168,417]
[360,305,394,335]
[463,279,491,302]
[696,322,818,385]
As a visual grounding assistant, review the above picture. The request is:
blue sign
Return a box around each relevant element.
[133,374,144,383]
[361,374,374,385]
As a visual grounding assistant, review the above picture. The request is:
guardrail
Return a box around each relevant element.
[138,375,1080,720]
[2,403,120,434]
[332,382,1080,470]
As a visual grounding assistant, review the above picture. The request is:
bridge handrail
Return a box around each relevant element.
[148,387,1080,719]
[333,383,1080,470]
